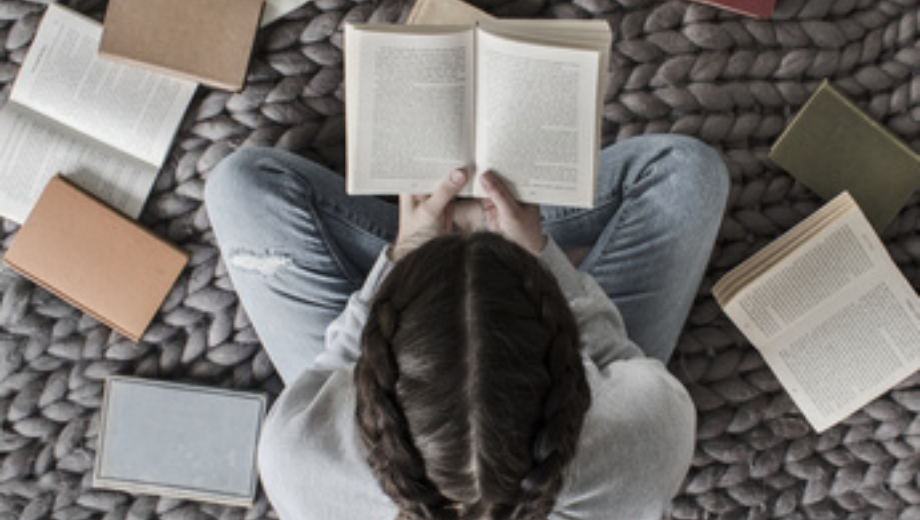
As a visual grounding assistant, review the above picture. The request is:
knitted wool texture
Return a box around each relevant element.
[0,0,918,519]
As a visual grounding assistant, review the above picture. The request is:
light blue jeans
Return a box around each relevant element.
[205,135,730,385]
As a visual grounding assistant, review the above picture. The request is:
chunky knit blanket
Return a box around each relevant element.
[0,0,918,518]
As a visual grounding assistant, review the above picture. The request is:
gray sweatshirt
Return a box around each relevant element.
[258,239,696,520]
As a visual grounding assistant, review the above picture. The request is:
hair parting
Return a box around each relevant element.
[355,233,591,520]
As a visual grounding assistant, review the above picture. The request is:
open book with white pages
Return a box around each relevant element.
[0,4,196,224]
[713,192,920,432]
[345,19,612,208]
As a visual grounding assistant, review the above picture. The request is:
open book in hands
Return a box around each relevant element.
[344,20,612,208]
[713,192,920,432]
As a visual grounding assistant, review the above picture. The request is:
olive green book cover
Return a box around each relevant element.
[769,80,920,233]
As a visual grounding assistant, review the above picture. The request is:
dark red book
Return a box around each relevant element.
[689,0,776,18]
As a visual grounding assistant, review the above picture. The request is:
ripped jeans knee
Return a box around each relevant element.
[227,249,292,277]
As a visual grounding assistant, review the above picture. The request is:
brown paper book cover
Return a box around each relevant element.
[770,80,920,233]
[3,176,188,342]
[99,0,264,91]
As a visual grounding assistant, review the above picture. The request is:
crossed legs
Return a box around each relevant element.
[205,135,729,383]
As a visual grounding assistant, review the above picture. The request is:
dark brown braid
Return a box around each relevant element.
[506,256,590,520]
[355,233,591,520]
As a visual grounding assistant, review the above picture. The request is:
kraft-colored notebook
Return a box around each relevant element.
[770,80,920,233]
[99,0,264,91]
[2,176,188,342]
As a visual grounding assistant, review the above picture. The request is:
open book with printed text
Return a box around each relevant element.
[713,192,920,432]
[345,20,611,208]
[0,4,196,224]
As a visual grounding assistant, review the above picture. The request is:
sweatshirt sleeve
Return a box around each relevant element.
[540,240,697,519]
[310,249,395,372]
[552,360,697,520]
[539,238,644,367]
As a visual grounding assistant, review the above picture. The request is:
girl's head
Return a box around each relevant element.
[355,232,591,520]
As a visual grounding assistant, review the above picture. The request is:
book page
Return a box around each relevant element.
[474,29,600,208]
[10,4,196,167]
[262,0,308,26]
[406,0,492,25]
[345,25,475,195]
[0,105,156,224]
[721,202,920,431]
[760,276,920,432]
[476,19,612,50]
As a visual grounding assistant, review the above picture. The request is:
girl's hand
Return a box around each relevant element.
[479,171,546,255]
[452,199,486,234]
[392,169,468,261]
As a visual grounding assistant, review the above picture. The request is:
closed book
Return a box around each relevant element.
[770,80,920,233]
[689,0,776,18]
[94,377,267,507]
[2,176,188,342]
[99,0,264,91]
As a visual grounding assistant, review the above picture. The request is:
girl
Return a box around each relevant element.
[205,134,729,519]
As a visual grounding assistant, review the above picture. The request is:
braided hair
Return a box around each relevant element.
[355,233,591,520]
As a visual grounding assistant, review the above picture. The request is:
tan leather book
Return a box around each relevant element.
[3,176,188,342]
[99,0,264,91]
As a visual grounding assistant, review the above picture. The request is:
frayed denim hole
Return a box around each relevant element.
[228,250,293,277]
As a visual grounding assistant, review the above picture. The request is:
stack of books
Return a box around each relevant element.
[0,4,199,340]
[0,1,274,505]
[0,0,312,342]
